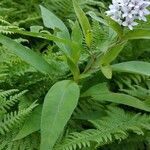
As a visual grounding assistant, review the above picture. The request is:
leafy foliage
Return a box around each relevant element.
[54,107,150,150]
[0,89,37,149]
[0,0,150,150]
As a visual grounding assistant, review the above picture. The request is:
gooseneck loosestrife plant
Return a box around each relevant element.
[106,0,150,30]
[0,0,150,150]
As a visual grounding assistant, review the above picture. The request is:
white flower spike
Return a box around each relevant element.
[106,0,150,30]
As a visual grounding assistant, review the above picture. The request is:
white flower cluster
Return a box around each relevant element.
[106,0,150,30]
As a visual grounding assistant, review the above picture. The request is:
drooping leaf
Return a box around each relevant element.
[123,29,150,40]
[83,83,150,112]
[73,0,92,47]
[14,105,42,141]
[40,5,81,72]
[93,93,150,112]
[6,28,81,62]
[112,61,150,76]
[0,34,54,74]
[7,28,71,46]
[40,80,80,150]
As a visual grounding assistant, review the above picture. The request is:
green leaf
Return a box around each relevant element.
[30,26,43,33]
[71,21,83,63]
[9,28,80,80]
[67,58,80,82]
[87,11,108,26]
[6,29,73,47]
[100,41,127,65]
[40,5,71,56]
[104,15,123,38]
[14,105,42,141]
[83,83,150,112]
[87,11,123,38]
[112,61,150,76]
[73,0,92,47]
[0,34,53,74]
[71,21,83,45]
[93,93,150,112]
[101,65,112,79]
[82,82,109,97]
[87,12,119,40]
[40,80,80,150]
[40,5,81,70]
[40,5,69,39]
[40,5,81,77]
[123,29,150,40]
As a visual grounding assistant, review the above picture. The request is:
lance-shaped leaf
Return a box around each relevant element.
[40,5,81,75]
[101,64,112,79]
[40,80,80,150]
[112,61,150,76]
[104,16,123,38]
[40,5,69,39]
[0,34,54,74]
[6,28,81,62]
[40,5,71,56]
[93,93,150,112]
[88,12,123,38]
[123,29,150,40]
[100,41,127,65]
[73,0,92,47]
[87,11,108,26]
[83,83,150,112]
[71,21,83,63]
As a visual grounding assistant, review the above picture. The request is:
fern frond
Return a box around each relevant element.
[0,24,20,35]
[113,73,150,101]
[0,101,38,135]
[55,107,150,150]
[103,134,148,150]
[0,89,19,97]
[114,73,148,90]
[0,17,10,25]
[0,131,40,150]
[74,99,105,120]
[90,20,107,52]
[0,26,15,34]
[121,85,150,100]
[0,90,28,112]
